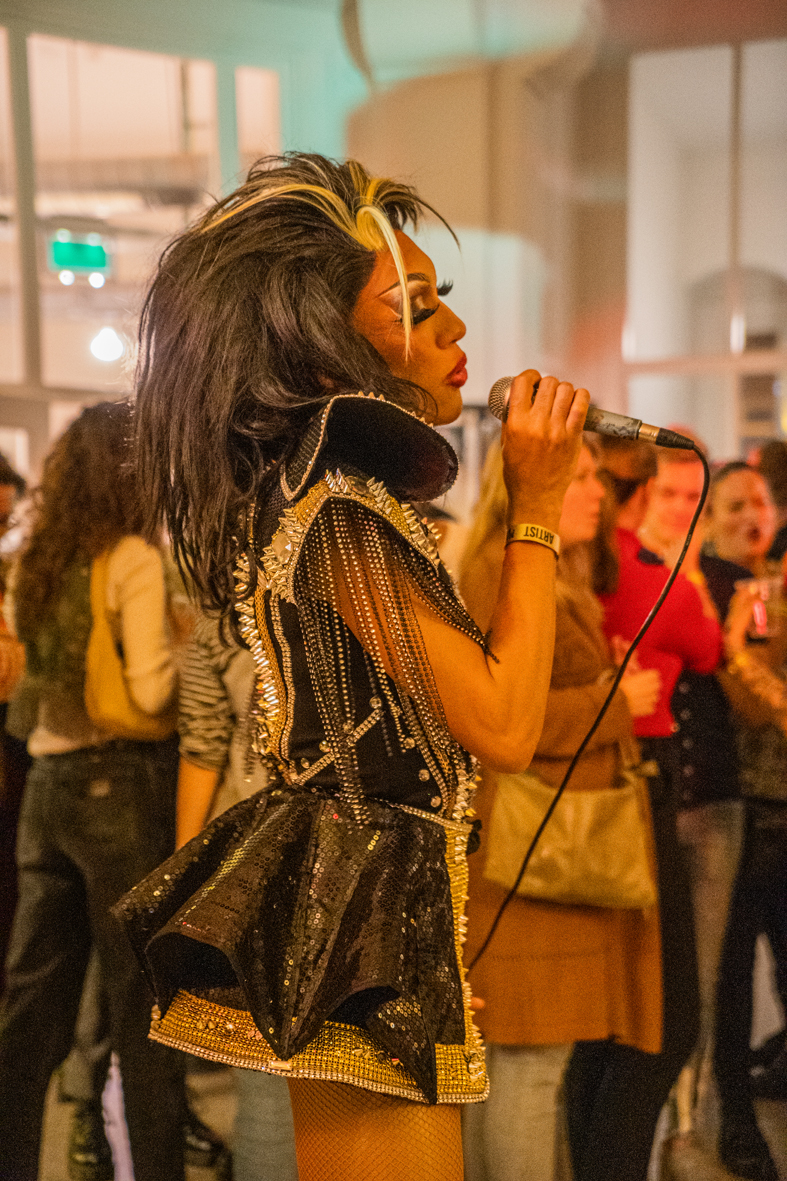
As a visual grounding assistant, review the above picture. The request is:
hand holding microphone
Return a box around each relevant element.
[489,374,694,451]
[500,371,590,531]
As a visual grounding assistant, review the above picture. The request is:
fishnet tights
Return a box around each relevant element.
[288,1080,464,1181]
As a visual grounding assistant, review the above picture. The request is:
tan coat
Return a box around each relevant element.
[464,578,663,1054]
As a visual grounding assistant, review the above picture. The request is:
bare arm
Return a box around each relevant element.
[323,373,587,772]
[413,542,557,770]
[176,758,220,848]
[417,372,588,771]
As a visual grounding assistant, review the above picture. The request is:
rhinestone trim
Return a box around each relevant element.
[148,821,487,1105]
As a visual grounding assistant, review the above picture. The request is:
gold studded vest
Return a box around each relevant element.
[237,392,485,822]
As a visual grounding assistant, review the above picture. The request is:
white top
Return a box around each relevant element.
[21,535,176,756]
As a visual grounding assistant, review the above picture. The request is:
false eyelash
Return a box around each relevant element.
[400,280,455,327]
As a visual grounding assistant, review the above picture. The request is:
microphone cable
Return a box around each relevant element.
[468,442,711,972]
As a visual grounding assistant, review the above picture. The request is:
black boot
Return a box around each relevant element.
[68,1101,114,1181]
[719,1114,779,1181]
[750,1040,787,1101]
[749,1029,786,1073]
[183,1107,232,1179]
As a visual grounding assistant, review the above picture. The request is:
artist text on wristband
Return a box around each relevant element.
[505,524,561,557]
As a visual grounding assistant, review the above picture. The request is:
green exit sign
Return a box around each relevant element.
[49,238,109,273]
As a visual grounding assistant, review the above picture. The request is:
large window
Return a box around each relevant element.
[0,27,280,473]
[236,66,280,172]
[0,28,21,383]
[28,36,221,391]
[627,40,787,458]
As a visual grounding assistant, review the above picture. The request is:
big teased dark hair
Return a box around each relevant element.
[135,152,453,618]
[15,400,144,642]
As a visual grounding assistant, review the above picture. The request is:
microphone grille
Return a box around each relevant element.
[488,376,513,422]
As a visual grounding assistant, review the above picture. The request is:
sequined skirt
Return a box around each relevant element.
[113,789,487,1105]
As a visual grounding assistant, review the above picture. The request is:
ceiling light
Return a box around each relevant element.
[58,270,75,286]
[88,272,105,288]
[90,327,123,362]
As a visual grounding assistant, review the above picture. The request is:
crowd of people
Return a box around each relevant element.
[0,153,785,1181]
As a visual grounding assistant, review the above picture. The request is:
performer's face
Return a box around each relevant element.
[353,231,467,425]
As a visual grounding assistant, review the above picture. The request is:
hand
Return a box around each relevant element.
[610,634,641,671]
[502,371,590,530]
[620,667,661,718]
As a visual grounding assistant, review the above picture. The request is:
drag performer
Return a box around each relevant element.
[115,154,588,1180]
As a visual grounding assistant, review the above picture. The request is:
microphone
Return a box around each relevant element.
[488,376,695,450]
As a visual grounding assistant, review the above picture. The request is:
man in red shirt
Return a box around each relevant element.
[596,437,721,741]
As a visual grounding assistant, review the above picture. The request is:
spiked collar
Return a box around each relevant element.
[280,391,458,504]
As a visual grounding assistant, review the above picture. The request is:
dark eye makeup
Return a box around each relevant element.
[410,279,454,326]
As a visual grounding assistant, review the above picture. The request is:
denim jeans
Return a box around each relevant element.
[714,799,787,1123]
[0,739,185,1181]
[58,948,112,1102]
[673,799,744,1135]
[462,1043,573,1181]
[565,745,701,1181]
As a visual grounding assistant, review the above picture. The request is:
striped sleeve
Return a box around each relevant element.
[178,615,237,771]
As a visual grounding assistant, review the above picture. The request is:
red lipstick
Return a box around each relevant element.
[446,354,468,387]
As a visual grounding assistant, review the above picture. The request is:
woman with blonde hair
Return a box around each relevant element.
[112,153,589,1180]
[461,438,664,1181]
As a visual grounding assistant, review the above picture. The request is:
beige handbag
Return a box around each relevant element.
[483,761,658,909]
[84,550,177,742]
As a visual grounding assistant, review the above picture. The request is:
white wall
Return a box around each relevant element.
[681,145,730,290]
[628,42,787,457]
[627,72,688,361]
[741,140,787,283]
[680,139,787,291]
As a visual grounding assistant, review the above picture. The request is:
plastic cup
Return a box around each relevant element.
[734,577,783,639]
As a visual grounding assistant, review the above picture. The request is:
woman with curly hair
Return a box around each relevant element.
[0,401,186,1181]
[113,153,589,1181]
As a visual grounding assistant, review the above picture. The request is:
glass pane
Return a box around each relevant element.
[236,66,281,174]
[628,372,738,460]
[0,427,28,477]
[28,36,220,391]
[739,40,787,360]
[628,47,732,361]
[738,365,787,458]
[0,27,22,382]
